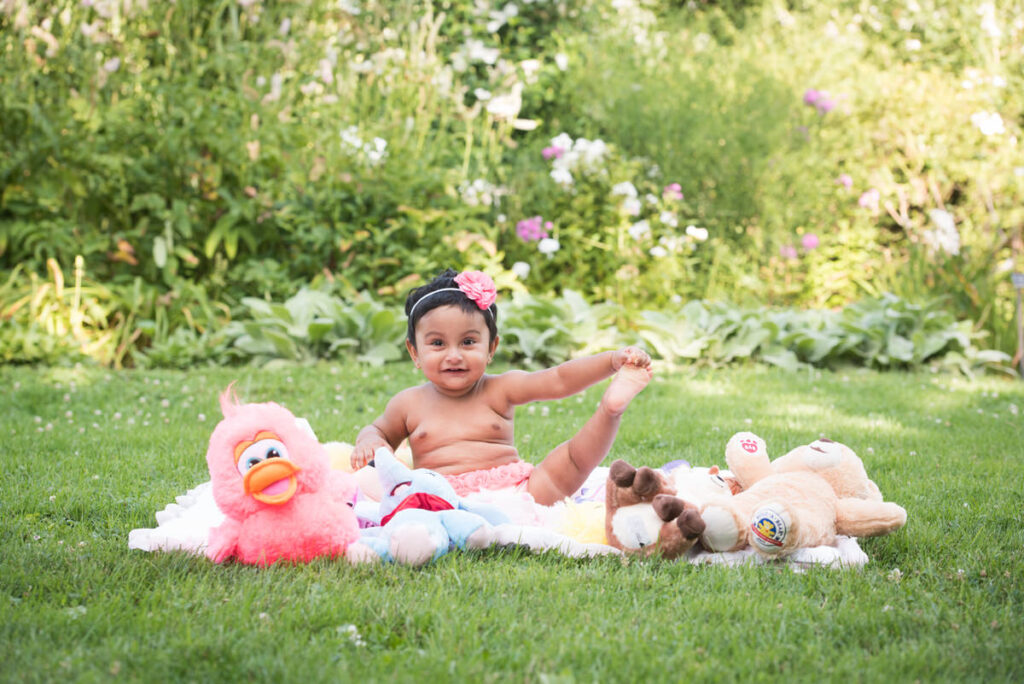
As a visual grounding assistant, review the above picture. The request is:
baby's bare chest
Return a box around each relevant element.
[406,398,513,448]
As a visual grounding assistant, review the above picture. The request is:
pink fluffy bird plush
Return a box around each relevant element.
[205,388,360,566]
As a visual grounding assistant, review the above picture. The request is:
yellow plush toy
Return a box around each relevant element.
[699,432,907,558]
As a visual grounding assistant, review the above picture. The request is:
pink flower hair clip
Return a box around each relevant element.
[407,270,497,319]
[453,270,497,311]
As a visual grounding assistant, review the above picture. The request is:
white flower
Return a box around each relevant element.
[459,179,504,207]
[365,137,388,165]
[279,18,291,35]
[905,38,921,50]
[464,39,500,66]
[554,52,569,71]
[512,261,531,279]
[978,2,1001,39]
[971,111,1005,136]
[686,225,709,241]
[474,88,492,101]
[103,57,120,72]
[922,209,960,256]
[611,181,638,198]
[538,238,560,256]
[621,197,641,216]
[318,59,334,84]
[550,133,574,151]
[550,167,574,186]
[628,220,651,240]
[659,210,678,228]
[520,59,542,84]
[340,126,363,152]
[486,82,523,120]
[649,246,668,258]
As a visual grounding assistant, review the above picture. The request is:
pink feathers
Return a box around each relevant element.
[205,388,360,566]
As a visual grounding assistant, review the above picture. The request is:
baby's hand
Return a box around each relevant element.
[613,346,651,371]
[351,440,387,470]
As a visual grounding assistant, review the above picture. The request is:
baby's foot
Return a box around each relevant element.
[602,364,652,416]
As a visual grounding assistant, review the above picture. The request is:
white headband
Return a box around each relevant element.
[408,288,494,320]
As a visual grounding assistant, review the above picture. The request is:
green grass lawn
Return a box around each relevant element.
[2,363,1022,682]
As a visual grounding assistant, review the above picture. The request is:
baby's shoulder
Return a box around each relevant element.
[387,383,431,408]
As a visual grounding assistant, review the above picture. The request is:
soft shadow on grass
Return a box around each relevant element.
[1,363,1022,682]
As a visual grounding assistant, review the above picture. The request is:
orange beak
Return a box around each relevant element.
[242,459,301,505]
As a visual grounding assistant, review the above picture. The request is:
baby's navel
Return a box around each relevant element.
[491,423,502,431]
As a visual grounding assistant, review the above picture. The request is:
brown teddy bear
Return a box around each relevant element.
[698,432,907,558]
[604,460,706,560]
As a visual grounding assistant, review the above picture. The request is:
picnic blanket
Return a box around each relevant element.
[128,461,868,568]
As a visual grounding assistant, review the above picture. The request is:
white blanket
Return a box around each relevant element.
[128,473,868,568]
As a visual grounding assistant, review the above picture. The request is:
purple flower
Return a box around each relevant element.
[516,216,548,242]
[804,88,836,115]
[801,233,820,250]
[836,174,853,189]
[803,89,822,106]
[542,146,565,161]
[663,183,684,201]
[780,245,798,260]
[858,188,880,211]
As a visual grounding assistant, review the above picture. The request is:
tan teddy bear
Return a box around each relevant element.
[699,432,907,558]
[604,460,706,560]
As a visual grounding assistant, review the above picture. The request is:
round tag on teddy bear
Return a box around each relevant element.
[750,503,789,553]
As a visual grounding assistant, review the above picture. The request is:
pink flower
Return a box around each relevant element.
[663,183,684,201]
[801,233,820,250]
[454,271,497,310]
[804,88,836,115]
[858,188,880,211]
[779,245,798,260]
[542,146,565,160]
[516,216,548,242]
[836,174,853,189]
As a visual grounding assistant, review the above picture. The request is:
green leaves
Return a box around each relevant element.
[211,288,1010,376]
[222,289,406,367]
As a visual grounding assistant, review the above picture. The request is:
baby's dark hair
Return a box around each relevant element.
[405,268,499,346]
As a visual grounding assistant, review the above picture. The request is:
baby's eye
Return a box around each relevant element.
[429,339,444,347]
[462,337,478,346]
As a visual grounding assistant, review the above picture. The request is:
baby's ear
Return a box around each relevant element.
[406,339,419,366]
[489,335,500,358]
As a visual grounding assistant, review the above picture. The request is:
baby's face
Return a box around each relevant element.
[407,305,497,397]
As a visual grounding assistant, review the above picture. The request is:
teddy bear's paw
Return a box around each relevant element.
[700,505,743,552]
[726,432,767,461]
[389,524,436,567]
[609,460,637,487]
[749,502,793,555]
[633,466,662,498]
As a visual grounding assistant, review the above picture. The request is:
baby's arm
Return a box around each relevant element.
[500,346,651,405]
[351,391,410,469]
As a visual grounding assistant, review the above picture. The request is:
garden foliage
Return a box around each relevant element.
[2,0,1022,368]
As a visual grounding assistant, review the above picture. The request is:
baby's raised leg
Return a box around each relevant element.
[528,364,652,505]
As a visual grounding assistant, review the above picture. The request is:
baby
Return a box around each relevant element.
[351,268,652,506]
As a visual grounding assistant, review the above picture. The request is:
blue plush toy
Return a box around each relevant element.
[352,448,509,566]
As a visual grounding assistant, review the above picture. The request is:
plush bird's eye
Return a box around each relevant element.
[236,438,290,476]
[711,473,727,487]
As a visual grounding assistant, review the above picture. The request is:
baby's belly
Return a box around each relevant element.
[414,440,522,475]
